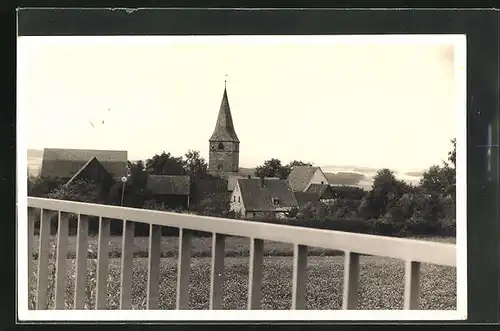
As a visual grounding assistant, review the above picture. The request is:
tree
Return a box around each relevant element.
[111,160,152,207]
[420,139,456,200]
[47,179,101,203]
[420,165,453,196]
[146,151,186,175]
[255,158,284,178]
[364,168,410,219]
[255,158,312,179]
[280,160,313,179]
[288,160,312,167]
[447,138,456,169]
[183,150,208,179]
[128,160,149,189]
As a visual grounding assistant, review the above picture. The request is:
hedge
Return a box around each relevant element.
[31,211,455,238]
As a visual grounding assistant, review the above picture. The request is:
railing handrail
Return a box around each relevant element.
[27,197,456,267]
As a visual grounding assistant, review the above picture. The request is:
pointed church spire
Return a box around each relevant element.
[209,82,240,143]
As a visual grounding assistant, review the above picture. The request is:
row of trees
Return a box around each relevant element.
[275,139,456,236]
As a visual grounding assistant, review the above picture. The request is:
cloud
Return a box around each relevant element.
[404,171,424,177]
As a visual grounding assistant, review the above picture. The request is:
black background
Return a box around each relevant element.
[5,6,500,327]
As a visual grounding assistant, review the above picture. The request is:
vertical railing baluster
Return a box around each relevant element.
[74,214,89,309]
[54,211,69,309]
[95,217,110,309]
[247,238,264,310]
[342,251,360,310]
[176,228,192,310]
[291,244,308,310]
[27,208,35,297]
[147,224,161,309]
[404,261,421,310]
[210,233,225,310]
[120,220,135,309]
[36,209,52,310]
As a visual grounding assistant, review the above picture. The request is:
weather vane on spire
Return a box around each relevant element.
[225,74,228,88]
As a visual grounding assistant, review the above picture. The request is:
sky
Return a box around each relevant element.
[18,35,463,175]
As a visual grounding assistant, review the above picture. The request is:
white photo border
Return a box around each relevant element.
[16,34,467,321]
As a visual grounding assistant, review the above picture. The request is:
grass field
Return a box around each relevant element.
[31,235,456,259]
[29,235,456,311]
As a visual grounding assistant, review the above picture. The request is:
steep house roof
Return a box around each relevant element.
[237,178,298,212]
[146,175,191,196]
[305,183,336,200]
[293,191,319,208]
[209,87,240,143]
[227,174,279,191]
[65,156,114,186]
[287,166,328,192]
[41,148,128,179]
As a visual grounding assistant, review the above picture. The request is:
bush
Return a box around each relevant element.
[437,217,456,236]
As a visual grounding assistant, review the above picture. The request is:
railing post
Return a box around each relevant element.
[292,244,308,310]
[147,224,162,309]
[342,251,360,310]
[247,238,264,310]
[210,233,226,310]
[74,214,89,309]
[95,217,110,309]
[27,208,35,298]
[36,209,53,310]
[120,220,135,309]
[55,211,69,309]
[176,228,192,310]
[404,261,421,310]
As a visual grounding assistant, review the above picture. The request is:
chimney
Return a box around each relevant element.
[260,176,265,188]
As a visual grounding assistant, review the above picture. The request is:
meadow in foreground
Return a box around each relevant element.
[28,248,456,311]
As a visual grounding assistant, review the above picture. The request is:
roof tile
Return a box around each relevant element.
[237,178,297,212]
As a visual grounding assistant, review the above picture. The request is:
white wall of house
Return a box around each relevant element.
[229,182,245,215]
[307,168,329,188]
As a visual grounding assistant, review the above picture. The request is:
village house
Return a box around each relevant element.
[304,183,336,203]
[286,165,330,192]
[40,148,128,196]
[293,191,319,209]
[41,148,128,180]
[230,177,298,220]
[146,175,191,210]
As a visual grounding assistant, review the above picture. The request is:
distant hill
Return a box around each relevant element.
[27,149,43,176]
[27,149,43,158]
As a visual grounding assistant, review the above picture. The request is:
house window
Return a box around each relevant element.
[233,196,236,202]
[238,196,241,203]
[272,198,280,206]
[218,142,224,150]
[321,181,324,184]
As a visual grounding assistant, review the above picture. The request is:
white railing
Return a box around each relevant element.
[27,197,456,311]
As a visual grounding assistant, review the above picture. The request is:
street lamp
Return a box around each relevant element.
[120,176,128,206]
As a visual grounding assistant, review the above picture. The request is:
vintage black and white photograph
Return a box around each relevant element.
[17,34,466,321]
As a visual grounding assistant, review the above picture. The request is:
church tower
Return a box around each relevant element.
[209,85,240,177]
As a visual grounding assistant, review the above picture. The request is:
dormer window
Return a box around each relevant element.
[272,198,280,206]
[218,142,224,150]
